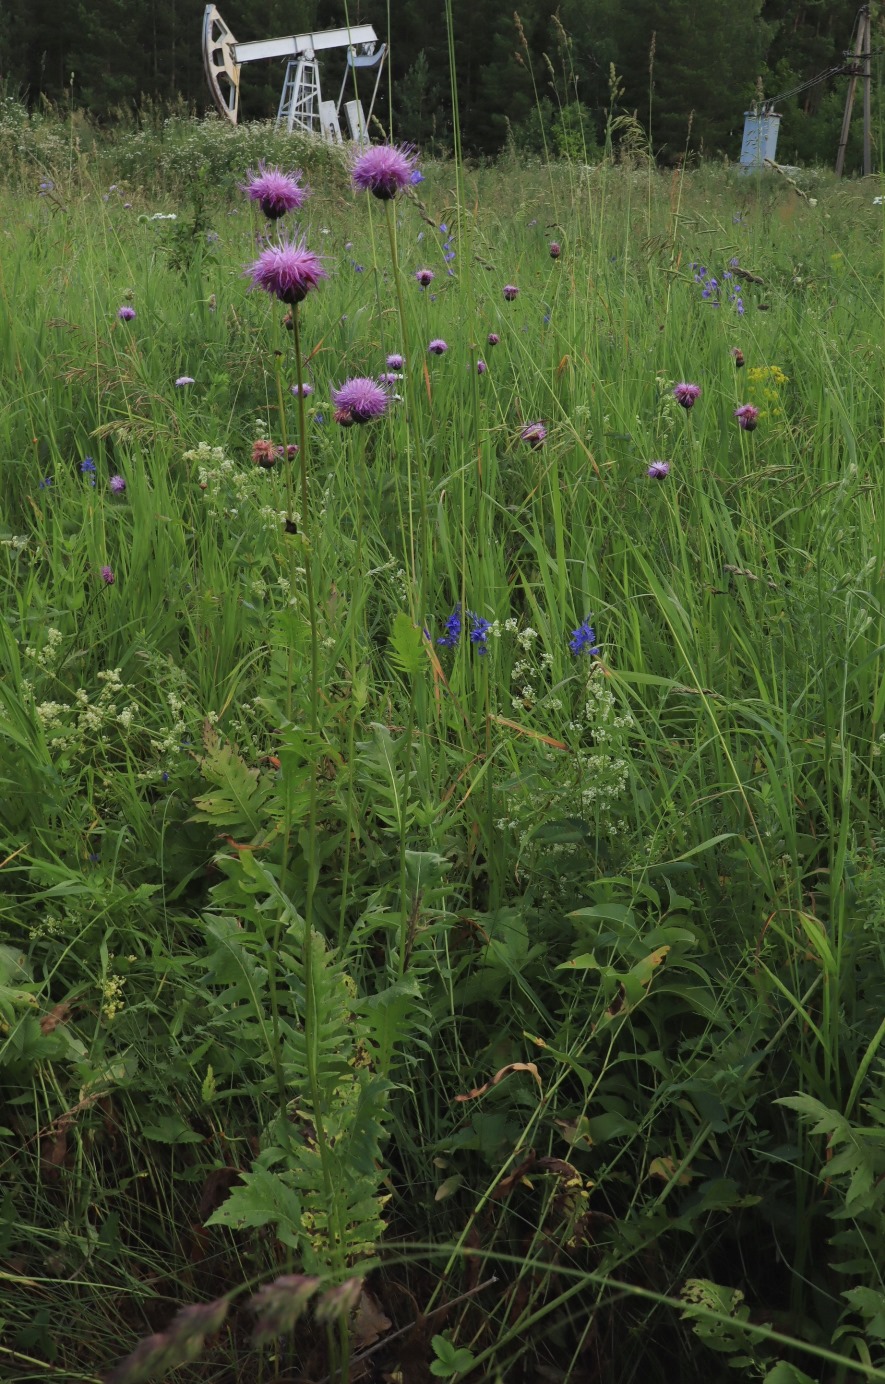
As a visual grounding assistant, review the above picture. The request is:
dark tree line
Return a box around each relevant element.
[0,0,876,166]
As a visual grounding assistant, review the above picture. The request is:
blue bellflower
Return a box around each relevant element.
[569,617,600,657]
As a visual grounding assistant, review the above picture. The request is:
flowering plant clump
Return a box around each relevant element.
[673,382,701,409]
[351,143,418,200]
[243,164,307,220]
[690,261,744,315]
[331,378,388,425]
[746,365,789,418]
[246,238,328,305]
[734,404,760,431]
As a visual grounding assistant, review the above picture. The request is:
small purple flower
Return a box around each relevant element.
[439,224,448,234]
[521,422,547,449]
[386,353,405,370]
[290,382,314,397]
[438,605,462,648]
[734,404,759,431]
[428,339,448,356]
[243,164,307,219]
[569,617,600,657]
[476,360,487,375]
[39,476,53,489]
[647,461,670,480]
[502,284,519,301]
[673,382,701,409]
[109,474,126,493]
[331,377,388,423]
[487,332,500,347]
[80,456,96,474]
[351,143,418,200]
[410,169,425,185]
[246,237,328,305]
[415,268,435,288]
[549,241,561,259]
[378,372,403,386]
[469,612,491,653]
[100,565,115,586]
[175,376,195,387]
[117,305,136,321]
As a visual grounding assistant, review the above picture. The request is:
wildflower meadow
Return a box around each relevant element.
[2,107,885,1384]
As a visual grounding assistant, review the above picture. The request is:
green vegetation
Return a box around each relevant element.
[1,106,885,1383]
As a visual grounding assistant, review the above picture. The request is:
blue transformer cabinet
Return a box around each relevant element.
[739,110,781,172]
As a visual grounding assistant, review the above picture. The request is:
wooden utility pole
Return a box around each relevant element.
[862,5,872,176]
[835,6,869,177]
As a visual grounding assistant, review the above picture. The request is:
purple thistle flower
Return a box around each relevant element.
[428,339,448,356]
[117,305,136,321]
[476,359,487,375]
[569,617,600,657]
[175,376,195,387]
[377,372,403,386]
[502,284,519,301]
[246,237,328,305]
[100,565,115,585]
[487,332,500,347]
[243,163,307,220]
[290,382,314,397]
[415,268,435,287]
[351,143,418,200]
[549,241,561,259]
[521,421,547,449]
[673,382,701,409]
[109,474,126,493]
[386,353,405,370]
[437,604,462,648]
[646,460,671,480]
[734,403,759,431]
[331,377,388,423]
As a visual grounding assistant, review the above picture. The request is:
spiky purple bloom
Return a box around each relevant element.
[351,143,417,200]
[476,359,487,374]
[243,164,307,220]
[290,382,314,397]
[521,421,547,449]
[175,376,195,387]
[549,241,561,259]
[378,372,403,386]
[438,605,462,648]
[646,461,670,480]
[386,353,405,370]
[428,339,448,356]
[569,617,600,657]
[415,268,435,287]
[673,382,701,409]
[117,305,136,321]
[487,332,500,347]
[502,284,519,301]
[247,238,328,306]
[100,565,115,586]
[331,377,388,423]
[734,404,760,431]
[109,474,126,493]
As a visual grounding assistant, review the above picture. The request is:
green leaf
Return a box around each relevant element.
[142,1114,204,1144]
[388,613,426,676]
[205,1166,302,1245]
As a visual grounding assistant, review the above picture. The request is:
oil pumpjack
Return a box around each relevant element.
[202,5,387,144]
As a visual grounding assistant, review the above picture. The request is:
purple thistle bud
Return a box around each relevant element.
[290,382,314,397]
[243,163,308,219]
[415,268,435,287]
[351,143,418,200]
[476,359,487,374]
[502,284,519,301]
[109,474,126,493]
[734,403,759,431]
[100,565,115,585]
[569,617,600,657]
[549,241,561,259]
[487,332,500,347]
[386,353,405,370]
[428,338,448,355]
[117,305,136,321]
[331,377,388,423]
[520,421,547,449]
[647,460,671,480]
[673,382,701,409]
[246,237,328,305]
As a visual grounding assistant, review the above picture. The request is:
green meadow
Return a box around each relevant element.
[2,109,885,1383]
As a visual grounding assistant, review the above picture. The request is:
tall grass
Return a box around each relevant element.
[1,112,885,1383]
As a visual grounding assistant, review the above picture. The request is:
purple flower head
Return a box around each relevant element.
[569,617,600,657]
[39,476,53,489]
[415,268,435,288]
[520,421,547,449]
[80,456,96,474]
[290,382,314,397]
[476,359,487,375]
[109,474,126,493]
[734,403,759,431]
[469,612,491,653]
[428,338,448,356]
[247,237,328,305]
[331,377,388,423]
[410,169,425,185]
[386,353,405,370]
[378,372,403,386]
[730,347,745,367]
[673,382,701,409]
[487,332,500,347]
[647,460,670,480]
[175,376,195,387]
[502,284,519,301]
[243,163,307,220]
[437,604,462,648]
[549,241,561,259]
[351,143,418,200]
[100,565,115,586]
[117,305,136,321]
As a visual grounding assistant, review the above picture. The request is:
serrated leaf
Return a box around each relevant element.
[388,612,426,676]
[142,1114,204,1144]
[205,1165,302,1242]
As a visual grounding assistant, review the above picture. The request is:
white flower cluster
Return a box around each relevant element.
[186,441,297,536]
